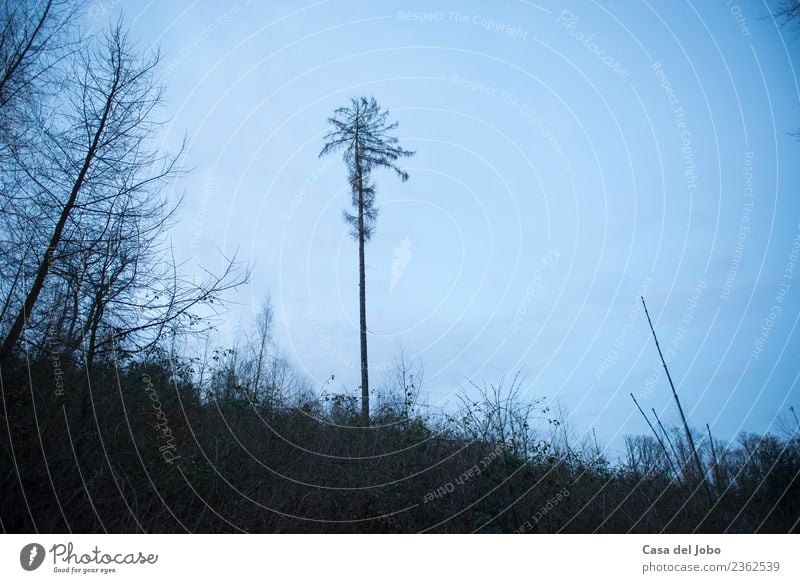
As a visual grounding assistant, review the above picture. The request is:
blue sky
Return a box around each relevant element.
[90,1,800,455]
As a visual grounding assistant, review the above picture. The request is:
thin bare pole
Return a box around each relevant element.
[706,423,721,494]
[631,393,680,482]
[652,407,682,482]
[641,296,714,505]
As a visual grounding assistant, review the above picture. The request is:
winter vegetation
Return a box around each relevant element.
[0,1,798,534]
[3,343,798,533]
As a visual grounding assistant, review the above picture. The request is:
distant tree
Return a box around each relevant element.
[319,97,414,425]
[248,296,275,402]
[381,345,423,428]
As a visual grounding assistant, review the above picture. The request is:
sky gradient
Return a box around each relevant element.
[89,0,800,456]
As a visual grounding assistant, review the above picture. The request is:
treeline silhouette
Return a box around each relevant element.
[1,347,798,533]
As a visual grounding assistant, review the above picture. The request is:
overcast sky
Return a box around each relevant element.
[89,0,800,455]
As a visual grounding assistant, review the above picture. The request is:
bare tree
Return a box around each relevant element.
[249,296,275,402]
[0,0,78,150]
[381,345,423,427]
[0,23,247,368]
[1,24,157,360]
[0,0,78,342]
[319,96,414,425]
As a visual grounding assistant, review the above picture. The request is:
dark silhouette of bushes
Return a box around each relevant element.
[1,353,797,534]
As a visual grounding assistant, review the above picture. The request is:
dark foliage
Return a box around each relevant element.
[1,355,797,534]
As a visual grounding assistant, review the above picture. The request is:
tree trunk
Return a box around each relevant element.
[353,111,369,427]
[0,38,120,363]
[357,166,369,426]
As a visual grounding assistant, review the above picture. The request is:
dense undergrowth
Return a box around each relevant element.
[1,353,797,534]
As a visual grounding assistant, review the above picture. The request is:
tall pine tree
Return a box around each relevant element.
[319,97,414,425]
